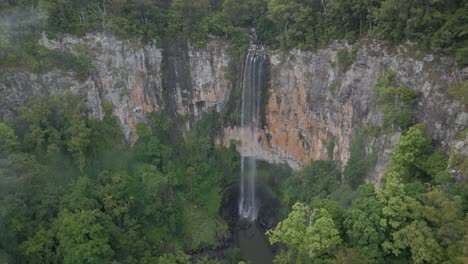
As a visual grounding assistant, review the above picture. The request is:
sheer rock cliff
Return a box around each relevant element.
[1,34,466,184]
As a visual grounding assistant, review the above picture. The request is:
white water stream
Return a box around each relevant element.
[238,48,267,221]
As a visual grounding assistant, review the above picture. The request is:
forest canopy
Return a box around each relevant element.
[0,94,466,263]
[0,0,467,263]
[1,0,467,69]
[0,94,241,263]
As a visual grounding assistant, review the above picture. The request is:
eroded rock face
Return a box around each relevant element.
[0,35,466,184]
[0,33,231,142]
[223,42,466,184]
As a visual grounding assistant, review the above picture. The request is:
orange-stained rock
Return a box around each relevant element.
[2,35,466,185]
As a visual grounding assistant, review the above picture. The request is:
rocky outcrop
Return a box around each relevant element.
[1,35,466,184]
[223,42,466,184]
[0,33,231,142]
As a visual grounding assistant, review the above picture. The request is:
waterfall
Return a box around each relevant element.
[239,48,267,221]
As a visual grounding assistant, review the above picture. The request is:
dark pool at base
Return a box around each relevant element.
[235,220,274,264]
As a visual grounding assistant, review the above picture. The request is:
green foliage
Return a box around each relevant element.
[157,250,190,264]
[0,1,466,261]
[336,46,358,72]
[378,176,433,262]
[328,185,356,208]
[267,203,342,263]
[323,137,335,160]
[0,97,466,264]
[202,12,227,37]
[273,123,465,263]
[447,80,468,107]
[373,125,466,263]
[196,256,223,264]
[170,0,211,46]
[281,160,340,207]
[226,26,250,53]
[0,0,465,69]
[373,70,417,130]
[310,199,345,233]
[56,209,115,263]
[420,187,467,263]
[61,177,99,212]
[388,220,443,263]
[0,95,240,262]
[327,81,337,93]
[343,184,386,262]
[333,247,371,264]
[222,0,250,27]
[0,2,95,78]
[430,4,468,69]
[343,134,376,189]
[255,15,280,47]
[421,150,448,178]
[12,94,93,170]
[0,123,18,153]
[0,0,465,77]
[454,46,468,69]
[386,124,435,182]
[267,0,314,49]
[186,206,228,251]
[448,152,468,176]
[258,0,466,52]
[20,228,57,264]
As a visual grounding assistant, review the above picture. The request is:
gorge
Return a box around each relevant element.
[2,34,466,184]
[1,1,467,262]
[1,32,467,264]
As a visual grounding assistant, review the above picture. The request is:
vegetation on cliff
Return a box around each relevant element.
[0,93,466,263]
[0,1,466,263]
[1,0,467,72]
[269,124,467,264]
[0,94,241,263]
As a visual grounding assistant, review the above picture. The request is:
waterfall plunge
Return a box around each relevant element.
[239,49,267,221]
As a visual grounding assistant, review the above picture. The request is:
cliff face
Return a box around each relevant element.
[1,34,466,183]
[223,43,466,184]
[0,33,230,142]
[225,43,467,184]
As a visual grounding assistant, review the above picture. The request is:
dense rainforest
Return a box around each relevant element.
[0,95,243,263]
[1,0,467,263]
[1,0,467,71]
[1,95,466,264]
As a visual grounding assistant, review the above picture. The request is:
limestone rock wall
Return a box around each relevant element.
[1,35,466,184]
[1,33,231,142]
[223,42,466,184]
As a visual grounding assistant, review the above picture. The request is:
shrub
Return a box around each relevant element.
[447,81,468,107]
[337,45,358,72]
[343,135,376,189]
[454,47,468,69]
[373,70,417,130]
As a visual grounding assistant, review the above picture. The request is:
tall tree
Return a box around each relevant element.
[0,123,18,153]
[56,209,115,263]
[267,203,342,262]
[222,0,249,26]
[267,0,313,48]
[344,184,386,261]
[170,0,211,34]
